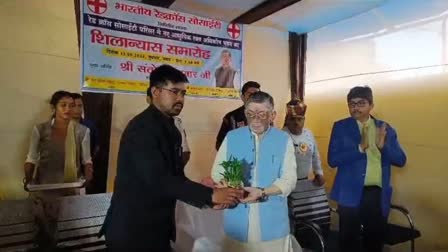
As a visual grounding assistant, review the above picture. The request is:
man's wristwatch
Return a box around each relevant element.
[258,187,268,202]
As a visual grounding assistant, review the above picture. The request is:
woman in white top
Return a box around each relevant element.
[24,91,93,249]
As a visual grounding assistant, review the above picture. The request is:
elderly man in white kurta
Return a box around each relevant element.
[212,91,299,252]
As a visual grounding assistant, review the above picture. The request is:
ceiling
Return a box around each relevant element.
[259,0,386,34]
[166,0,387,34]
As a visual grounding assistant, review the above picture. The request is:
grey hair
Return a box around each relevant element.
[245,91,274,110]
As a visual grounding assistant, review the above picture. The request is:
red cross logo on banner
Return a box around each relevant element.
[87,0,108,14]
[227,23,241,39]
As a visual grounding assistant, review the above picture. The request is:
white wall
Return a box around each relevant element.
[305,0,448,251]
[0,0,80,199]
[107,25,290,190]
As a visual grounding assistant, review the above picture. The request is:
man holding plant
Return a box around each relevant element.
[102,65,244,251]
[212,91,298,252]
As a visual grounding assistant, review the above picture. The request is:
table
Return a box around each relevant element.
[174,201,224,252]
[174,201,302,252]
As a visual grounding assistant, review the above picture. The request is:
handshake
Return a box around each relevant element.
[202,178,267,210]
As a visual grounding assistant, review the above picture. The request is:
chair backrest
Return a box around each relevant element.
[289,179,331,231]
[0,193,111,251]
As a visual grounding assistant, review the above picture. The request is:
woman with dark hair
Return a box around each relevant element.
[23,90,93,249]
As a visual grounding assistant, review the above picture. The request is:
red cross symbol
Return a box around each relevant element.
[87,0,108,14]
[227,23,241,39]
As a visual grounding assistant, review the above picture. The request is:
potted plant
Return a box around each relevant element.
[220,156,244,189]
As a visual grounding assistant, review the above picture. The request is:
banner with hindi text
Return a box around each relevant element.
[81,0,244,99]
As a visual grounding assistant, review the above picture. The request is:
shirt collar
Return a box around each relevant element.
[356,116,372,127]
[250,126,271,139]
[283,127,305,136]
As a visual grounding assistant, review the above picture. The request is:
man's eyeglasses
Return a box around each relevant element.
[160,88,187,97]
[348,100,369,108]
[245,110,271,120]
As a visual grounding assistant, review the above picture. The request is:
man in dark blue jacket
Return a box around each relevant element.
[328,86,406,252]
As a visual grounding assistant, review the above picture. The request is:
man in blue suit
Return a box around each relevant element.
[328,86,406,252]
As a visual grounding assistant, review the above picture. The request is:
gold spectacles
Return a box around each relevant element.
[245,111,270,120]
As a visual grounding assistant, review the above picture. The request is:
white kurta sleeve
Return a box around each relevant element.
[273,137,298,197]
[175,117,190,153]
[211,137,228,183]
[180,126,190,153]
[25,126,40,164]
[81,129,92,165]
[310,132,324,176]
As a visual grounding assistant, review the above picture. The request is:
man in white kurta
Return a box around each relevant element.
[283,99,325,183]
[211,91,299,252]
[174,116,191,166]
[283,99,327,252]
